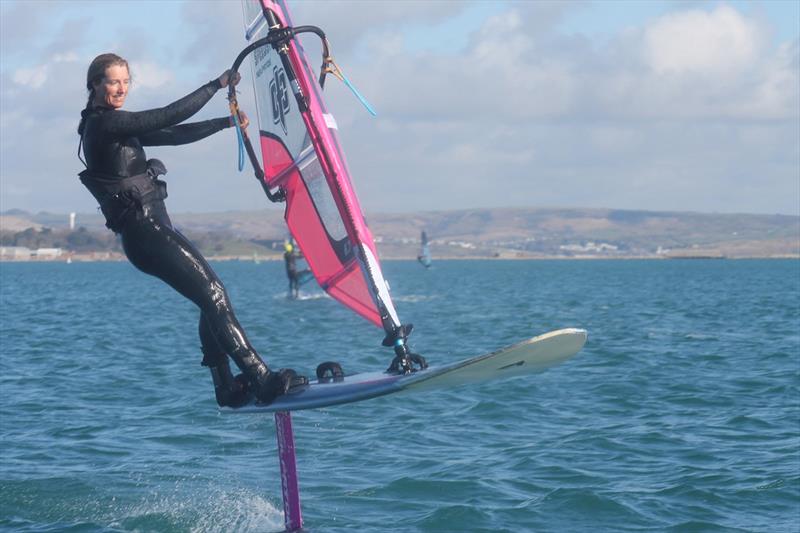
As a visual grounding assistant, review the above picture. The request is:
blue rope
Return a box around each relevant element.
[340,72,377,116]
[233,114,245,171]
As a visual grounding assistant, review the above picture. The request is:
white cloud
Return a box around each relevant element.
[128,61,175,89]
[11,65,48,89]
[53,52,79,63]
[643,4,763,76]
[747,40,800,119]
[10,52,81,89]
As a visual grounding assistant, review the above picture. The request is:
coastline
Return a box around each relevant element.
[3,207,798,262]
[2,253,798,263]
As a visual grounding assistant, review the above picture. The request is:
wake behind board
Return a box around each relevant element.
[226,328,587,414]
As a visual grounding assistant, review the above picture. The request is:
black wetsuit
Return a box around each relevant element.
[78,80,290,406]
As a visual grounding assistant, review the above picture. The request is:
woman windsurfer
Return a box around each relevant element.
[77,53,305,407]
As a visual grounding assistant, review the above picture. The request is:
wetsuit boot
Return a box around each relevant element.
[228,349,308,406]
[201,351,249,408]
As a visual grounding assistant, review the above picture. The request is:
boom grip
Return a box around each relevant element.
[227,10,330,199]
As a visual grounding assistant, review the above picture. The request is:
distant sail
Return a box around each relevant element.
[417,231,431,268]
[239,0,405,340]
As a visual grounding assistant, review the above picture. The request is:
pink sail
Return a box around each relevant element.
[241,0,402,332]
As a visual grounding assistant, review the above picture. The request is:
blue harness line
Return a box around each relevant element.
[324,57,378,117]
[340,70,377,117]
[232,113,246,172]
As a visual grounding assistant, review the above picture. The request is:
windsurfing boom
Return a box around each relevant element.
[230,0,425,374]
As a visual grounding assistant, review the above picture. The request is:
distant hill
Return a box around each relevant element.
[1,207,797,259]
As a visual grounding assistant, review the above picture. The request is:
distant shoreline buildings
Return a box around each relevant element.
[1,246,64,260]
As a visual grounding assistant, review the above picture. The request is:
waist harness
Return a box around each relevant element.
[79,159,168,232]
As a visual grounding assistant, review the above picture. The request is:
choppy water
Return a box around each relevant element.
[1,259,798,532]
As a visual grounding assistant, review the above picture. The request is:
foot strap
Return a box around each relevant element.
[316,361,344,382]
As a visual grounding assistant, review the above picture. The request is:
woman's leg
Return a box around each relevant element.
[199,315,248,406]
[120,211,294,404]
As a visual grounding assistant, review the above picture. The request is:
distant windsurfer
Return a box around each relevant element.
[417,230,432,268]
[76,53,306,408]
[283,242,309,299]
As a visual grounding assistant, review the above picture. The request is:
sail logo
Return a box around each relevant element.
[270,66,290,134]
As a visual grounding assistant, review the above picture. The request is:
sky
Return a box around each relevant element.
[1,0,798,216]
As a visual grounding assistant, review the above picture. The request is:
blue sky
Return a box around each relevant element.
[1,0,798,216]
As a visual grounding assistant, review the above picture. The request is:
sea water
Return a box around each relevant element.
[1,259,798,532]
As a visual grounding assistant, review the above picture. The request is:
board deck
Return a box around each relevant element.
[225,328,587,414]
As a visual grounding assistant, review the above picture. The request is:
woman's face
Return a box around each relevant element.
[94,64,130,109]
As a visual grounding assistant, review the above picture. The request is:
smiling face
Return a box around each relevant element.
[93,64,130,110]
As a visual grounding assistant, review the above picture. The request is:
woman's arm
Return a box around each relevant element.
[99,80,222,137]
[139,117,231,146]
